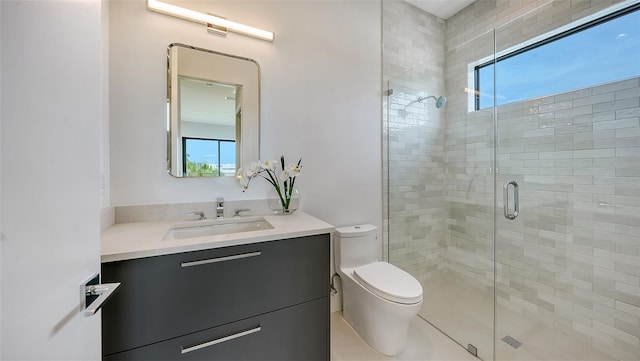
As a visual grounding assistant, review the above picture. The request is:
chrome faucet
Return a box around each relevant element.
[187,211,206,221]
[216,198,224,219]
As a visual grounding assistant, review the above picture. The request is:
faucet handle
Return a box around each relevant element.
[216,197,225,207]
[233,208,251,218]
[187,212,206,220]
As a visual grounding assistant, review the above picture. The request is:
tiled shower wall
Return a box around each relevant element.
[382,0,447,279]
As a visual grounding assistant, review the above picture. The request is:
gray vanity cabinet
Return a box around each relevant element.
[101,234,329,360]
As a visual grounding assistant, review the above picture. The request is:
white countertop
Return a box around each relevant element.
[101,211,334,263]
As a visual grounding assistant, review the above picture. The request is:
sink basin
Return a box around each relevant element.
[162,217,274,241]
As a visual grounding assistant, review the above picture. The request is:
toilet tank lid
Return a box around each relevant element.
[334,224,377,237]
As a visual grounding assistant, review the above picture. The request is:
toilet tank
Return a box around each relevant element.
[334,224,380,270]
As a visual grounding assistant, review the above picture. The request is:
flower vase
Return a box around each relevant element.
[268,187,300,215]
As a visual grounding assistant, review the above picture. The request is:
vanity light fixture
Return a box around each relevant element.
[146,0,275,42]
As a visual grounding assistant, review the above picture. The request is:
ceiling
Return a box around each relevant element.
[180,77,237,127]
[405,0,475,19]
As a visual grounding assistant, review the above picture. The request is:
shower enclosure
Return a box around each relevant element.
[384,1,640,360]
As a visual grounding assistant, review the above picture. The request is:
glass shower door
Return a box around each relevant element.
[386,28,497,360]
[494,2,640,360]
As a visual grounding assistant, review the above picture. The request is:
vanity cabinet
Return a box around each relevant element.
[101,234,329,360]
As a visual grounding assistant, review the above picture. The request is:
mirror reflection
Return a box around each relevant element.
[167,43,260,178]
[179,78,240,176]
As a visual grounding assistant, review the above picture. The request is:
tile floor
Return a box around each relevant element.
[332,273,622,361]
[420,274,618,361]
[330,312,477,361]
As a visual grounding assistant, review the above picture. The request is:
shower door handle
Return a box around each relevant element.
[503,181,519,220]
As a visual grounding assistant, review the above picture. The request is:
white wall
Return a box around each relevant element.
[1,0,107,358]
[100,0,111,210]
[109,0,382,228]
[0,3,3,357]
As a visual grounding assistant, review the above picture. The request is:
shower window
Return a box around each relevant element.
[475,3,640,110]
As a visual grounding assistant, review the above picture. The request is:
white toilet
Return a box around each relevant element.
[334,224,423,356]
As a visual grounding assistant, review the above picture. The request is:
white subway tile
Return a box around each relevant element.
[616,147,640,158]
[594,118,639,131]
[573,149,615,158]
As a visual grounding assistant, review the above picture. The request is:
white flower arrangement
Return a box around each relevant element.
[238,155,302,213]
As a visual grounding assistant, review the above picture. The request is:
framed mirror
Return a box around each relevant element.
[167,43,260,177]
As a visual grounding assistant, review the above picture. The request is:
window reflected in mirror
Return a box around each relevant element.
[183,138,236,177]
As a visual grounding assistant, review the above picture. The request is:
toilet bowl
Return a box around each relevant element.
[335,225,423,356]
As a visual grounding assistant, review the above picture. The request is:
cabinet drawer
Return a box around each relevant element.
[102,234,329,356]
[103,297,328,361]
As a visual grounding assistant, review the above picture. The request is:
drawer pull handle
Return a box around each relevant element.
[181,251,261,268]
[181,326,262,354]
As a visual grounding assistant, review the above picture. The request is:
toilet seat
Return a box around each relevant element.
[353,262,423,304]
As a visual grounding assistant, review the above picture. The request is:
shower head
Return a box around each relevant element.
[398,94,447,117]
[417,95,447,109]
